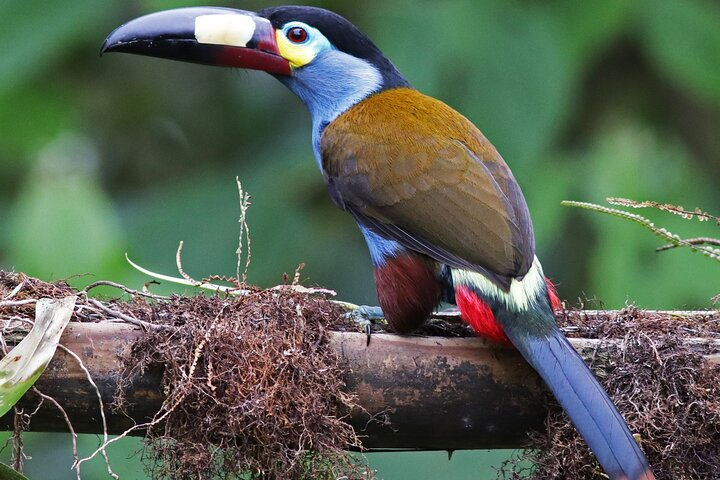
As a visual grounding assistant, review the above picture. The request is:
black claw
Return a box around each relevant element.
[365,322,372,346]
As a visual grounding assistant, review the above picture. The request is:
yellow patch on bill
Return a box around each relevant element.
[195,14,255,47]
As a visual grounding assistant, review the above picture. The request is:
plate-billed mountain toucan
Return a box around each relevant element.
[103,6,655,479]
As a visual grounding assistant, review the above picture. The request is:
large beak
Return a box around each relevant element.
[101,7,291,76]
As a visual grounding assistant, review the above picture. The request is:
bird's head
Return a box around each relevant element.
[102,6,409,127]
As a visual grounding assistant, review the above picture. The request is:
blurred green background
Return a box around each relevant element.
[1,0,718,478]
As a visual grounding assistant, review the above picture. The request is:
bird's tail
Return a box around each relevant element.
[453,260,655,480]
[499,308,654,480]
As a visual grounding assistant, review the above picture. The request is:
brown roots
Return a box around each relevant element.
[0,271,372,480]
[116,290,371,480]
[501,307,720,480]
[4,271,720,479]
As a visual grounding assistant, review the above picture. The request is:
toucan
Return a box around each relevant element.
[103,6,655,479]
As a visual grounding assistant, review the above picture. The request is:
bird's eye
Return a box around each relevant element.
[286,27,308,44]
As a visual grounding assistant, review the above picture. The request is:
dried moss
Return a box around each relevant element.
[4,272,720,479]
[116,291,371,480]
[501,307,720,480]
[0,271,75,306]
[1,272,372,480]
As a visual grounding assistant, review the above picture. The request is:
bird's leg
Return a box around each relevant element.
[349,305,385,324]
[335,301,385,344]
[351,305,385,345]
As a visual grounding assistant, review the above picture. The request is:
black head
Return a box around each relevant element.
[258,6,409,89]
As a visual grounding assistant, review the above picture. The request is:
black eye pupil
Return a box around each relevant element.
[288,27,308,43]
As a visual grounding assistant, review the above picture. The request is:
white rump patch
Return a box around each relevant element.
[452,257,546,312]
[195,14,255,47]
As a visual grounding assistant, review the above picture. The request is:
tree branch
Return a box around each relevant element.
[0,318,717,450]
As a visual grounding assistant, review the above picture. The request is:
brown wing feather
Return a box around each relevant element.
[321,88,534,280]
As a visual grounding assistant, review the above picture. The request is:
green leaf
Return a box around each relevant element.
[548,0,638,64]
[639,0,720,106]
[0,0,114,96]
[0,297,76,418]
[0,462,30,480]
[0,87,75,158]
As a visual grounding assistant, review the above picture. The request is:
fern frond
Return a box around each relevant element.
[561,200,720,263]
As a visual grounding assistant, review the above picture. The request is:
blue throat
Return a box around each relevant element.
[278,50,383,169]
[278,49,410,270]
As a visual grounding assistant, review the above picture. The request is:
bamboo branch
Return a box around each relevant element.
[0,318,716,450]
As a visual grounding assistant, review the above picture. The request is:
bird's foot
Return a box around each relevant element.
[345,305,385,345]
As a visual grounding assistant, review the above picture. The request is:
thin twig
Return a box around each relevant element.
[126,254,252,296]
[176,241,193,282]
[60,344,118,479]
[562,200,720,262]
[75,406,174,469]
[292,264,304,286]
[87,299,164,331]
[607,197,720,223]
[80,280,169,300]
[0,299,37,308]
[236,177,253,285]
[272,284,336,297]
[3,281,25,300]
[657,237,720,252]
[73,304,106,322]
[12,406,28,472]
[32,387,80,480]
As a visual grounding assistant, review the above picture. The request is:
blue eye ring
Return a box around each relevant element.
[286,26,309,44]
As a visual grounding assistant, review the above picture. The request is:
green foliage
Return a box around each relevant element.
[560,125,718,307]
[562,200,720,262]
[373,0,573,170]
[0,87,75,157]
[549,0,639,64]
[0,1,115,96]
[0,297,76,418]
[0,0,719,478]
[0,462,30,480]
[6,136,126,282]
[639,0,720,106]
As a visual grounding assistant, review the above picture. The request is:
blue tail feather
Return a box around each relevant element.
[498,307,654,480]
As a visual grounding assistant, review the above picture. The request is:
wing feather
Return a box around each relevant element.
[321,88,535,282]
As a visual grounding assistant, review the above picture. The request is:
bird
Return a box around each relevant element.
[102,6,655,479]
